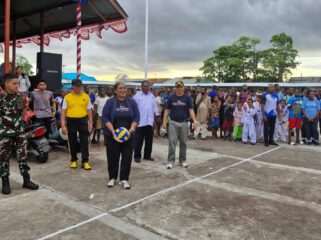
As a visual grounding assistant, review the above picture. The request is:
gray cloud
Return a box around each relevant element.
[8,0,321,78]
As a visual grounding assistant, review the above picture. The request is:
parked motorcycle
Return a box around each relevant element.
[48,118,68,147]
[24,111,50,163]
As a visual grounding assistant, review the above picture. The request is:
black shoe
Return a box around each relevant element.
[264,143,269,147]
[91,139,98,144]
[144,158,155,161]
[2,176,11,195]
[134,158,141,163]
[269,141,279,146]
[22,174,39,190]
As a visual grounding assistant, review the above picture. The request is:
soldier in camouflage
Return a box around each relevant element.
[0,73,39,195]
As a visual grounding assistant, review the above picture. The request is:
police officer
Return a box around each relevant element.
[0,73,39,195]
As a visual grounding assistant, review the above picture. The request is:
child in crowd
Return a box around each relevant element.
[222,95,235,139]
[287,89,303,145]
[254,95,264,143]
[233,102,243,141]
[209,96,221,139]
[274,99,289,143]
[242,98,257,145]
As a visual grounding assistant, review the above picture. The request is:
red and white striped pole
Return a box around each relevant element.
[76,2,82,79]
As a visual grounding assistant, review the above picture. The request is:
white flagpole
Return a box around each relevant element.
[144,0,149,80]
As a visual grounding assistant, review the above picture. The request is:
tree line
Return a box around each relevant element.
[200,33,299,83]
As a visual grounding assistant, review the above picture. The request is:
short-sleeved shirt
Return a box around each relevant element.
[95,96,109,116]
[239,92,249,104]
[113,99,132,130]
[287,96,303,119]
[0,90,27,137]
[89,93,96,105]
[166,94,193,122]
[262,92,278,117]
[210,101,221,118]
[62,92,92,118]
[302,98,320,118]
[209,90,217,98]
[233,109,243,125]
[55,96,64,113]
[30,90,54,118]
[134,91,158,127]
[155,96,163,115]
[277,91,284,101]
[223,103,235,120]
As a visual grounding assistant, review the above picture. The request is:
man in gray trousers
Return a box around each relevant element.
[162,80,198,169]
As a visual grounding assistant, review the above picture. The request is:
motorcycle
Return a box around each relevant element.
[48,118,68,147]
[24,111,50,163]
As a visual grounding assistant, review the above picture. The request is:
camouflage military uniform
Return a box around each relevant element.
[0,90,30,177]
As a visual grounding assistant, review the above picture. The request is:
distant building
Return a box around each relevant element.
[289,77,321,83]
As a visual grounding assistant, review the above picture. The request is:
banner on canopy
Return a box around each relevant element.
[0,20,127,53]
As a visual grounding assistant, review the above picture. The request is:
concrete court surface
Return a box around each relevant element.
[1,138,321,240]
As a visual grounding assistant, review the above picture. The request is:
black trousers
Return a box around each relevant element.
[302,117,306,138]
[304,118,319,143]
[264,116,276,144]
[67,117,89,163]
[134,125,153,159]
[36,117,52,139]
[106,136,134,181]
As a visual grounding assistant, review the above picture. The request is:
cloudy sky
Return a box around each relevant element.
[3,0,321,80]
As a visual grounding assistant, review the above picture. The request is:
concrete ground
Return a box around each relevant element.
[2,138,321,240]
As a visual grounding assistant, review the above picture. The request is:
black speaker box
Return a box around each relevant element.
[36,52,62,91]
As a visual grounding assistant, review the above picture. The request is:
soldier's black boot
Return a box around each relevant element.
[2,176,11,195]
[22,174,39,190]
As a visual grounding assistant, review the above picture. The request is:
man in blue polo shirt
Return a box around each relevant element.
[163,80,198,169]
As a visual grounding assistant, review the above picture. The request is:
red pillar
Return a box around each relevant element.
[4,0,10,73]
[12,20,16,70]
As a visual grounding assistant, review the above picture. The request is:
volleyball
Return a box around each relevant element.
[114,127,130,143]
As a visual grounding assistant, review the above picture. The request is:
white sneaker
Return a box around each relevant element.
[166,163,173,169]
[180,162,188,168]
[107,179,115,188]
[119,180,131,190]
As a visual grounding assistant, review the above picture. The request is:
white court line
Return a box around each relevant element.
[36,146,280,240]
[280,144,321,153]
[109,146,281,213]
[37,213,108,240]
[0,191,35,202]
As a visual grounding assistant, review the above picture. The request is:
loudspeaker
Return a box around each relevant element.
[36,52,62,91]
[29,75,38,92]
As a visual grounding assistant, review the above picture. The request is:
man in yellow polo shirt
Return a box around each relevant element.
[61,79,93,170]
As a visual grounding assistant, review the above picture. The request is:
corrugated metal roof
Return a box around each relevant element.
[0,0,127,42]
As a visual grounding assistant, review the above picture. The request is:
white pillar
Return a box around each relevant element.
[144,0,149,80]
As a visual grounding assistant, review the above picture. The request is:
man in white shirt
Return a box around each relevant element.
[261,84,279,147]
[133,81,158,163]
[92,87,109,144]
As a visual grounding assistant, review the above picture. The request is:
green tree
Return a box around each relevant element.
[16,55,34,75]
[200,33,300,83]
[262,33,299,82]
[232,36,261,81]
[200,36,263,82]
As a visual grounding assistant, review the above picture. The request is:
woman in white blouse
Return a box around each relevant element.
[16,66,31,97]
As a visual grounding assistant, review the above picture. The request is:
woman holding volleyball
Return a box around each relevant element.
[102,82,140,189]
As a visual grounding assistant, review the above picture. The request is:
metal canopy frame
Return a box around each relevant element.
[1,0,128,73]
